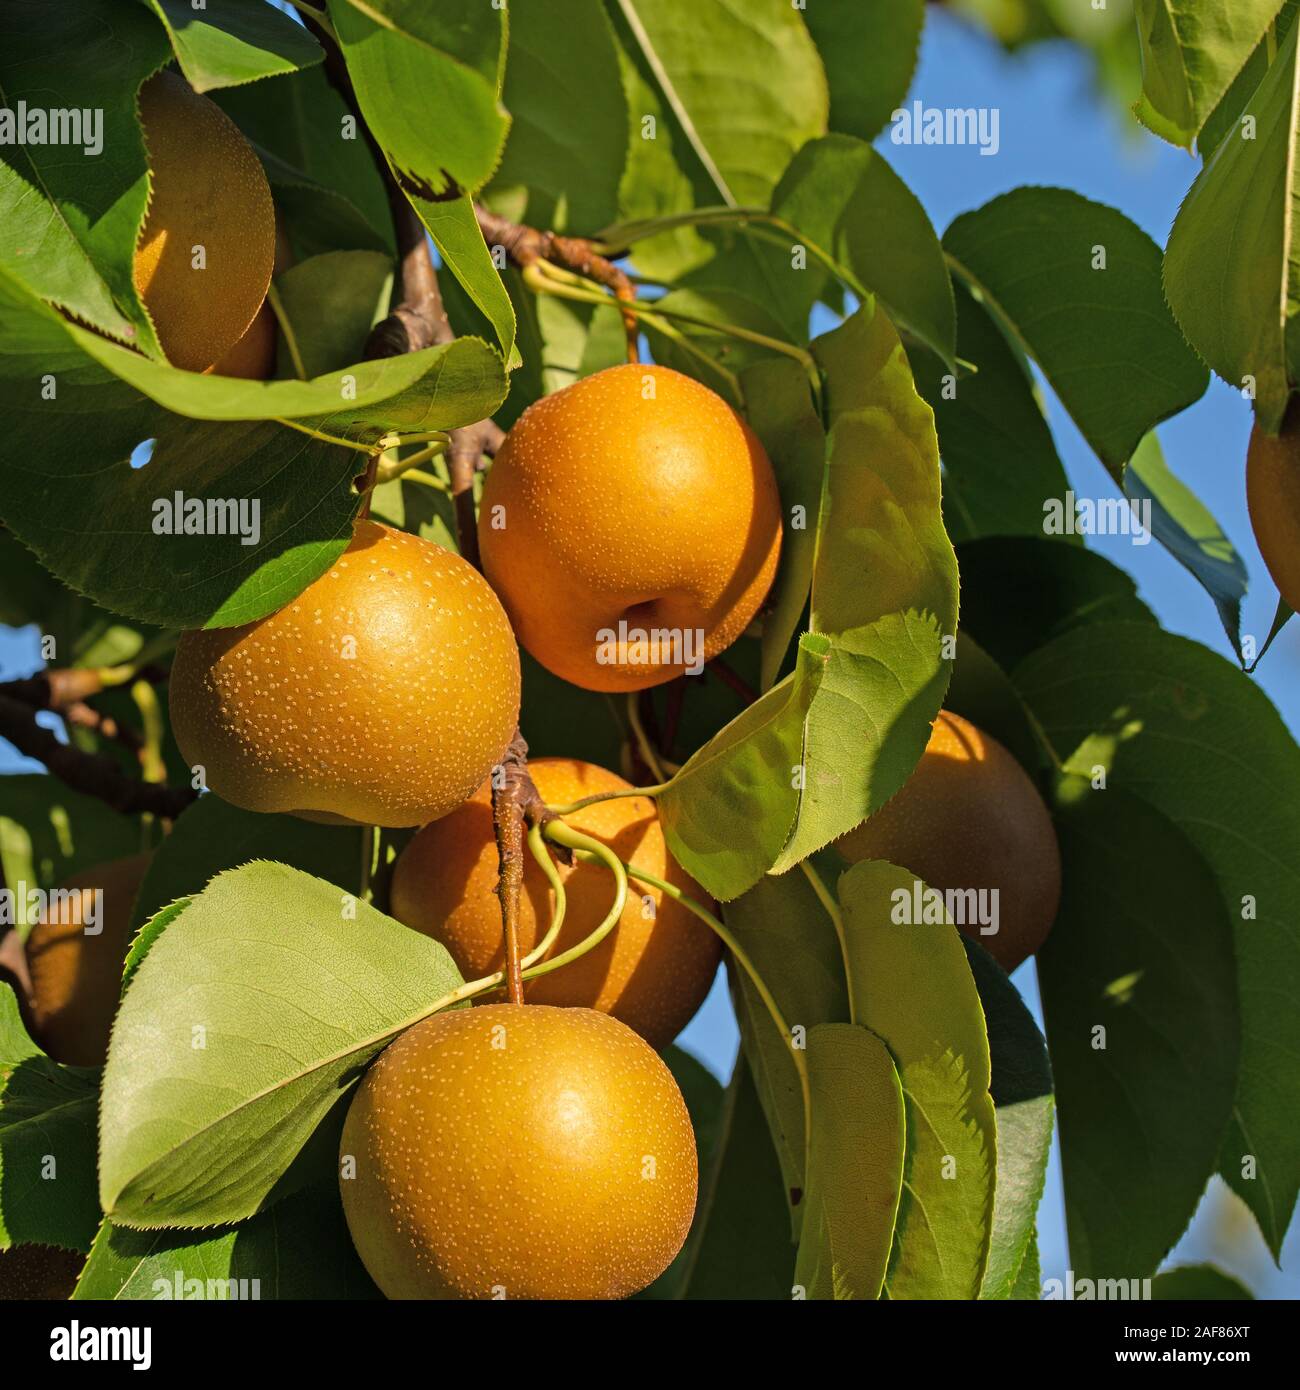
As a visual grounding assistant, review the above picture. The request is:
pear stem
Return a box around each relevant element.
[544,781,672,816]
[619,859,812,1159]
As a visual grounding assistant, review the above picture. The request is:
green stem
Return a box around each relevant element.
[374,440,448,485]
[399,468,452,494]
[544,782,671,816]
[799,858,853,1020]
[416,823,587,1017]
[524,821,566,965]
[359,825,375,903]
[267,283,307,381]
[376,430,450,450]
[274,416,366,451]
[530,822,627,978]
[532,257,815,376]
[627,692,667,783]
[622,859,812,1158]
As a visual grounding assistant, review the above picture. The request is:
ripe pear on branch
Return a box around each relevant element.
[169,521,521,828]
[479,364,783,692]
[837,711,1061,971]
[391,757,721,1050]
[25,852,153,1067]
[133,71,275,373]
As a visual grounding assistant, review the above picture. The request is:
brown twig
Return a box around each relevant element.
[63,700,143,754]
[490,731,554,1006]
[474,204,640,363]
[707,656,758,706]
[661,676,687,758]
[0,693,196,818]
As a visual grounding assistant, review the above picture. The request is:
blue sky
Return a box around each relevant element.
[2,8,1294,1297]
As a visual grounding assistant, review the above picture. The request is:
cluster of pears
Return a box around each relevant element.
[154,338,781,1292]
[24,69,1065,1300]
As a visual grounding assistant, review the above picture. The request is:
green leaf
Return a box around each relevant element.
[913,278,1072,545]
[443,264,624,430]
[326,0,508,199]
[130,795,366,932]
[1124,431,1248,656]
[1010,1229,1041,1300]
[658,1055,793,1300]
[954,535,1155,674]
[657,302,957,896]
[773,134,955,366]
[0,777,146,926]
[804,0,924,143]
[1014,623,1298,1256]
[839,860,996,1300]
[642,287,795,406]
[945,187,1209,479]
[1198,2,1299,157]
[794,1023,904,1301]
[809,302,959,638]
[213,66,393,258]
[1037,786,1239,1278]
[273,250,393,379]
[1134,0,1284,149]
[142,0,324,92]
[0,267,505,627]
[0,0,169,355]
[1152,1263,1254,1300]
[2,408,361,630]
[963,941,1055,1301]
[1165,20,1300,431]
[610,0,827,209]
[488,0,628,231]
[73,1186,379,1300]
[741,357,825,692]
[98,863,465,1228]
[724,867,849,1233]
[406,191,517,363]
[0,985,101,1251]
[0,261,506,432]
[606,9,710,282]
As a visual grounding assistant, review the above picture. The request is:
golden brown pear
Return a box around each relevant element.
[339,1005,697,1299]
[390,758,720,1049]
[1246,420,1300,613]
[478,364,782,691]
[25,853,153,1066]
[0,1244,84,1300]
[133,71,274,371]
[168,521,521,828]
[206,300,276,380]
[836,711,1061,971]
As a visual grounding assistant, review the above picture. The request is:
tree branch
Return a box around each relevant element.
[491,730,554,1005]
[0,693,196,818]
[474,204,640,363]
